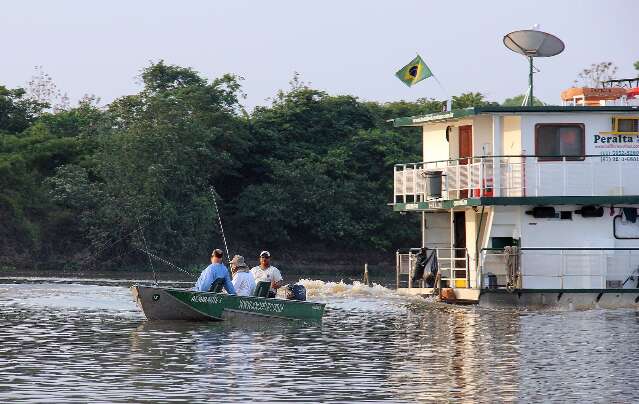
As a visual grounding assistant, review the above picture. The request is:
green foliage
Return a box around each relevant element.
[502,94,545,107]
[46,62,251,268]
[2,65,464,270]
[251,94,372,160]
[236,78,422,249]
[140,60,208,93]
[452,92,499,109]
[38,101,105,138]
[366,98,445,123]
[0,100,102,267]
[635,60,639,73]
[0,86,47,134]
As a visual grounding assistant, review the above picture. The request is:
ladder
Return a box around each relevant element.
[437,248,469,288]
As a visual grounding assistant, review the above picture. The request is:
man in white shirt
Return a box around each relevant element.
[250,251,283,298]
[230,255,256,297]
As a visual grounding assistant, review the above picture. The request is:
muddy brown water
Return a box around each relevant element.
[1,275,638,402]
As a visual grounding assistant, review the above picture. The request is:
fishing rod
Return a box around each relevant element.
[134,248,196,279]
[78,212,196,280]
[209,186,230,260]
[132,186,231,280]
[79,208,164,268]
[137,216,158,286]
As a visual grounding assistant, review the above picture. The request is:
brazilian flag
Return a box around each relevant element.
[395,55,433,87]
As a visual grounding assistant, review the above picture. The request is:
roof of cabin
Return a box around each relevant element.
[392,105,639,127]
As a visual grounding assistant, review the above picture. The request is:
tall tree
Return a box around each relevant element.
[452,92,499,109]
[49,61,251,268]
[574,62,618,87]
[236,77,421,249]
[0,85,46,134]
[0,97,103,269]
[26,66,69,112]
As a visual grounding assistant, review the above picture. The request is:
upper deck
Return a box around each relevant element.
[392,106,639,211]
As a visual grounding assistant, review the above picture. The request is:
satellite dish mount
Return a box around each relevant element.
[503,30,565,106]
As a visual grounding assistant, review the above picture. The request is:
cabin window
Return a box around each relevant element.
[535,123,585,161]
[491,237,519,249]
[613,117,639,133]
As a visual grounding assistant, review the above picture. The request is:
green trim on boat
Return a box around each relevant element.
[393,105,639,127]
[393,196,639,211]
[166,289,326,322]
[481,288,639,294]
[478,196,639,206]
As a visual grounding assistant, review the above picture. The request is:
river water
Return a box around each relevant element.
[1,276,638,403]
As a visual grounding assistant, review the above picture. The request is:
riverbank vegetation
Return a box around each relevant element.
[1,62,501,272]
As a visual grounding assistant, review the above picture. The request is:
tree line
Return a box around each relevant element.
[2,60,634,272]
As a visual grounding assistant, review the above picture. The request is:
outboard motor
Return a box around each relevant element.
[286,284,306,301]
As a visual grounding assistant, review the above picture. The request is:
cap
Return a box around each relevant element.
[260,250,271,258]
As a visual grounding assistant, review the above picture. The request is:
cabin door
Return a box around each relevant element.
[458,125,473,198]
[453,211,468,287]
[453,212,466,263]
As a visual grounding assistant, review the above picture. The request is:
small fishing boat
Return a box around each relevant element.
[131,285,326,322]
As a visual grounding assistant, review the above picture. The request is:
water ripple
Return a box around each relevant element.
[1,279,638,402]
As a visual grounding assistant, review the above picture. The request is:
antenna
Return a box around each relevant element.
[503,29,565,106]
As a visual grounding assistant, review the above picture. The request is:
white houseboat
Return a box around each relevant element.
[392,93,639,309]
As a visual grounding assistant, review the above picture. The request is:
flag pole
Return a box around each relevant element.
[417,51,451,110]
[432,74,452,111]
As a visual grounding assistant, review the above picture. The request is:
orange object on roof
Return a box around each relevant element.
[627,88,639,99]
[561,87,627,106]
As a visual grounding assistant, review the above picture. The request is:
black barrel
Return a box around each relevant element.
[425,171,443,199]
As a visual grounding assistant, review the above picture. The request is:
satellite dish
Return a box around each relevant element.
[504,30,565,57]
[503,30,565,106]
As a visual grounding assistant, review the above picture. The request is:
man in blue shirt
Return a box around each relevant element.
[193,249,237,294]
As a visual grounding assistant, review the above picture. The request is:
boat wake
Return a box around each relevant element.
[292,279,420,314]
[295,279,399,299]
[0,277,422,317]
[0,282,142,318]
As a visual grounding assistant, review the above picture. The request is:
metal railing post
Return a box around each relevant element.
[413,164,417,203]
[479,159,484,197]
[467,163,471,197]
[396,251,400,289]
[466,249,470,288]
[402,165,407,203]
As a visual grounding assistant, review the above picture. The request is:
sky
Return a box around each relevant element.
[1,0,638,110]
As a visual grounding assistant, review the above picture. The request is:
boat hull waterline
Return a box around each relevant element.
[132,285,326,322]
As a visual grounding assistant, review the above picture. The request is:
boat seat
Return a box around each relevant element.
[253,281,271,298]
[209,278,225,293]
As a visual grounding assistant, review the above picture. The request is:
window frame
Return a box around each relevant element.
[534,123,585,162]
[612,116,639,134]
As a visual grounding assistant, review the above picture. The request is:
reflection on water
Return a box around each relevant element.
[1,278,638,402]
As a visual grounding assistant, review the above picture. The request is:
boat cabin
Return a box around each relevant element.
[392,103,639,308]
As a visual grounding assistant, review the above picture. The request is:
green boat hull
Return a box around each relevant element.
[132,285,325,322]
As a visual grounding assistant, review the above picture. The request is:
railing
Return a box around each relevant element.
[396,247,469,289]
[394,154,639,204]
[563,97,639,107]
[480,247,639,289]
